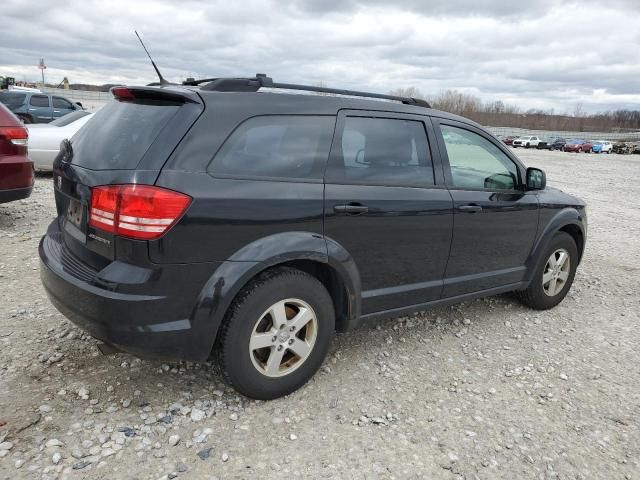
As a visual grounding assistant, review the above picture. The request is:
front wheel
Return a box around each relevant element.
[217,267,335,400]
[517,232,578,310]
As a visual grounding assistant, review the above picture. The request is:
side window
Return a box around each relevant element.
[330,116,434,186]
[440,125,519,191]
[29,95,50,107]
[52,97,73,109]
[210,115,334,180]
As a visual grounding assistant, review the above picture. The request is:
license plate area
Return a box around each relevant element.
[63,198,87,243]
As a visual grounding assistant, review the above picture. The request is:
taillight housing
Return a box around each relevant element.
[0,126,28,155]
[89,185,191,240]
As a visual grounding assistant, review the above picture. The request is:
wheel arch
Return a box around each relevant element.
[190,232,362,360]
[525,208,586,283]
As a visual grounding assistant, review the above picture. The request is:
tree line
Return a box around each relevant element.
[389,87,640,133]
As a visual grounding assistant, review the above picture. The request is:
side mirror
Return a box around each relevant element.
[75,102,83,109]
[526,167,546,190]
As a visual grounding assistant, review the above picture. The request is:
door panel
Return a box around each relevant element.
[434,120,540,297]
[325,184,453,313]
[444,189,539,296]
[28,94,52,122]
[324,111,453,314]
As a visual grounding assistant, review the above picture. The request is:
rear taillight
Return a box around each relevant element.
[0,126,28,154]
[89,185,191,240]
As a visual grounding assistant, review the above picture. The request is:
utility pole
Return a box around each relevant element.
[38,58,46,86]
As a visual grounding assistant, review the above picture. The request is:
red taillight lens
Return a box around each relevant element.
[89,186,120,234]
[89,185,191,240]
[0,126,28,155]
[3,126,28,145]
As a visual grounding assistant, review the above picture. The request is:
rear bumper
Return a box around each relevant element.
[39,221,221,361]
[0,185,32,204]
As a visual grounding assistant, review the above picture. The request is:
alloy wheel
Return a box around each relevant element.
[249,299,318,378]
[542,248,571,296]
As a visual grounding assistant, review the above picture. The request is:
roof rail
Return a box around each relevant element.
[187,74,431,108]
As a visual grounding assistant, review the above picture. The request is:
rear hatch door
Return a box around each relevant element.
[52,87,203,270]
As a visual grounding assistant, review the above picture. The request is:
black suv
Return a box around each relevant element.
[39,75,587,399]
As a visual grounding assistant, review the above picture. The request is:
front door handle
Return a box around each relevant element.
[458,204,483,213]
[334,203,369,214]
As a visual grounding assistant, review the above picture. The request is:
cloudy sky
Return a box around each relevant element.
[1,0,639,113]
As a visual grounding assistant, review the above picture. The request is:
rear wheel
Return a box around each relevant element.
[517,232,578,310]
[17,114,32,124]
[217,267,335,399]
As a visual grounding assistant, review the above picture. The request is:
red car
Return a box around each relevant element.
[563,139,591,153]
[0,103,33,204]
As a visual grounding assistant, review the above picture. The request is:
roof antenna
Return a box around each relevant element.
[135,30,169,86]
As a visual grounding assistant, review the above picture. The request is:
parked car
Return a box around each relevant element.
[591,141,613,154]
[581,140,595,153]
[512,135,541,148]
[28,111,93,171]
[535,137,554,150]
[0,90,83,124]
[39,76,587,400]
[549,138,566,150]
[563,139,586,153]
[0,103,33,204]
[612,141,633,154]
[502,136,518,145]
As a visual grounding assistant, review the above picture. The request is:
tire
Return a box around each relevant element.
[18,114,32,124]
[217,267,335,400]
[517,232,578,310]
[525,143,530,148]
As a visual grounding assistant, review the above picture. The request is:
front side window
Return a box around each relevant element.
[52,97,73,109]
[330,116,434,186]
[210,116,334,180]
[441,125,519,191]
[29,95,50,107]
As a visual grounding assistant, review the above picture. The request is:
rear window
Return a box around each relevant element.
[71,100,179,170]
[0,92,26,109]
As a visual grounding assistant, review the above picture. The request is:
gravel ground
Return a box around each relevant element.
[0,149,639,480]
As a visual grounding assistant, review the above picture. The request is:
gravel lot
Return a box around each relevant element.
[1,149,639,480]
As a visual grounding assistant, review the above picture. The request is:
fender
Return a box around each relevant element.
[189,232,362,360]
[524,206,586,283]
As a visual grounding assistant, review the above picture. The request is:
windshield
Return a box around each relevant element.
[50,110,91,127]
[0,92,26,109]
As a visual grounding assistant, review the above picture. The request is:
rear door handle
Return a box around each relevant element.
[334,203,369,214]
[458,204,483,213]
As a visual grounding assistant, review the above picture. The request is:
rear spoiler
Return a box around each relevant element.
[109,86,201,104]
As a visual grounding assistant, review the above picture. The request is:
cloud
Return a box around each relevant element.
[0,0,639,113]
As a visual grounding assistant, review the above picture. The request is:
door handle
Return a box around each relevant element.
[334,203,369,214]
[458,204,483,213]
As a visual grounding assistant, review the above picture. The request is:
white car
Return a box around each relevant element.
[512,135,541,148]
[28,111,93,171]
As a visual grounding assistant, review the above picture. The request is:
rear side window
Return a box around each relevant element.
[29,95,50,107]
[210,116,334,180]
[71,100,179,170]
[328,116,434,186]
[0,92,26,109]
